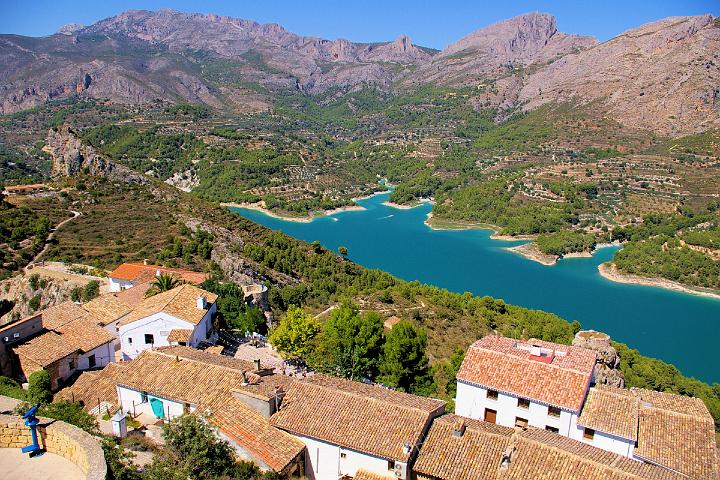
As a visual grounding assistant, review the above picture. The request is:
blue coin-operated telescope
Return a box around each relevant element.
[21,404,43,457]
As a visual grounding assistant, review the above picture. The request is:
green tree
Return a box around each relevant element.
[147,273,182,297]
[102,437,141,480]
[150,414,235,480]
[269,305,320,361]
[311,303,384,380]
[82,280,100,302]
[27,370,52,405]
[39,400,99,434]
[378,320,433,394]
[338,246,348,256]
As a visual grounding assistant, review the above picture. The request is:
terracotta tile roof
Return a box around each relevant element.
[270,374,445,462]
[119,347,290,404]
[11,302,115,366]
[413,414,514,479]
[509,429,686,480]
[578,385,639,441]
[53,318,116,353]
[82,295,132,326]
[633,388,718,480]
[457,335,596,412]
[166,329,193,343]
[414,415,686,480]
[12,331,78,366]
[117,284,218,326]
[57,363,126,413]
[201,393,305,473]
[117,347,301,473]
[109,262,207,285]
[113,282,152,307]
[154,346,293,400]
[578,386,718,479]
[352,470,396,480]
[40,302,91,330]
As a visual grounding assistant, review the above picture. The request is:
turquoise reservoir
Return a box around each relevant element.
[231,192,720,383]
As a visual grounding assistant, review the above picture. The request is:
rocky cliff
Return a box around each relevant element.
[519,15,720,135]
[407,13,598,87]
[45,127,147,183]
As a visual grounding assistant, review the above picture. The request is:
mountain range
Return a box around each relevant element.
[1,9,719,135]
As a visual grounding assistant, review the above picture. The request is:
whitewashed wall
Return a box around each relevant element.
[108,278,134,292]
[117,306,214,360]
[570,424,635,457]
[77,341,116,370]
[455,381,576,434]
[299,435,402,480]
[117,385,194,420]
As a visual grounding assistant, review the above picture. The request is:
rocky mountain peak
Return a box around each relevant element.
[57,23,84,35]
[391,34,412,53]
[441,12,558,61]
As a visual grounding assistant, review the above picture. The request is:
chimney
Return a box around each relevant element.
[253,358,261,371]
[402,442,411,456]
[196,296,207,310]
[156,269,161,277]
[143,259,149,265]
[530,346,541,357]
[452,419,466,437]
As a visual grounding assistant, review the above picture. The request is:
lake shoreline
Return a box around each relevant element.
[598,263,720,300]
[222,202,365,222]
[383,198,433,210]
[506,243,558,265]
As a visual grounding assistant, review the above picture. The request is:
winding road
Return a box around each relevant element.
[25,209,81,269]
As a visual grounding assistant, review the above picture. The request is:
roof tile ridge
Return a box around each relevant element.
[520,432,646,478]
[473,344,592,376]
[152,349,253,376]
[304,379,440,414]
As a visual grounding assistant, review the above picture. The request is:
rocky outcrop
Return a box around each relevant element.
[573,330,625,388]
[45,127,147,183]
[519,15,720,135]
[407,13,598,87]
[572,330,625,388]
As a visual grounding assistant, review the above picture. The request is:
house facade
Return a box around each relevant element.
[271,374,446,480]
[455,336,596,438]
[116,284,217,360]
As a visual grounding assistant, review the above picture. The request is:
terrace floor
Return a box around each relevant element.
[0,448,84,480]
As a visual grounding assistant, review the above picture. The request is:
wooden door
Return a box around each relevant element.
[484,408,497,423]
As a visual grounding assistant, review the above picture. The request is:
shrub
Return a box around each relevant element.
[27,370,52,405]
[0,376,27,400]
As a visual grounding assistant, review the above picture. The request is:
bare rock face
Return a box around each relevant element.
[408,13,598,87]
[520,15,720,135]
[45,126,147,183]
[573,330,625,388]
[57,23,84,35]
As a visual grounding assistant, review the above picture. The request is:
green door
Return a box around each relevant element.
[150,397,165,418]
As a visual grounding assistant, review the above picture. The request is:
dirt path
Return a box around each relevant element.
[26,209,81,268]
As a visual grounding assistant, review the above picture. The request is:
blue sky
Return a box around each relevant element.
[0,0,717,49]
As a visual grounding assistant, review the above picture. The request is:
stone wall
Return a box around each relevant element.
[0,413,107,480]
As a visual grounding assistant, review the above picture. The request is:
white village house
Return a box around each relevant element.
[107,261,208,292]
[455,336,601,447]
[454,335,718,479]
[117,284,217,360]
[270,374,446,480]
[0,302,117,390]
[65,346,306,475]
